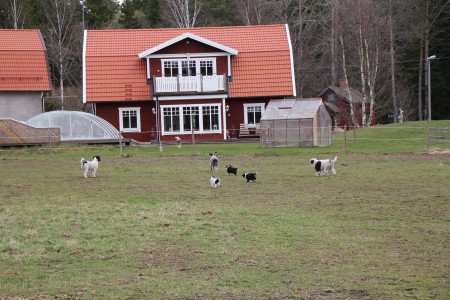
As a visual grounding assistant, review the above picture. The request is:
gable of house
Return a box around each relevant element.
[83,24,296,103]
[0,29,51,92]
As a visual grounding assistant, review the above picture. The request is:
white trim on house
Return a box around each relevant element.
[118,107,141,132]
[285,24,297,97]
[160,103,222,136]
[145,53,231,80]
[152,94,228,101]
[147,52,232,59]
[160,57,217,77]
[138,32,238,58]
[146,58,150,81]
[82,30,87,104]
[222,98,227,140]
[243,103,265,127]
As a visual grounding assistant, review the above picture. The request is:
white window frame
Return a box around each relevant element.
[160,104,222,135]
[243,103,265,128]
[118,107,141,132]
[161,58,217,76]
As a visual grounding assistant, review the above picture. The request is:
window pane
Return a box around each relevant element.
[123,114,130,128]
[164,61,178,77]
[182,60,196,76]
[255,111,262,123]
[211,111,219,130]
[183,107,192,131]
[130,114,137,128]
[189,61,196,76]
[164,115,172,131]
[182,61,189,76]
[203,106,211,130]
[183,106,200,131]
[200,60,213,75]
[248,112,255,124]
[163,107,180,132]
[172,109,180,131]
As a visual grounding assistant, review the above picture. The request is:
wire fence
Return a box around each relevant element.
[0,125,449,155]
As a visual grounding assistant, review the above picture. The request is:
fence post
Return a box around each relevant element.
[344,125,347,152]
[48,136,52,155]
[426,123,430,154]
[119,132,123,156]
[353,126,356,142]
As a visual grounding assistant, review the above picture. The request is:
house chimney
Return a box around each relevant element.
[339,80,348,90]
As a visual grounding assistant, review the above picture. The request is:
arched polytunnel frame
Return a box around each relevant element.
[27,111,120,141]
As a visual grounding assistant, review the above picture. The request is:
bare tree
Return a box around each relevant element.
[163,0,202,28]
[8,0,25,28]
[338,0,387,127]
[329,0,339,85]
[339,34,358,127]
[44,0,79,110]
[388,0,398,122]
[231,0,271,25]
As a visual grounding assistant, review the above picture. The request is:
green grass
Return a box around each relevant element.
[2,120,449,158]
[0,122,449,299]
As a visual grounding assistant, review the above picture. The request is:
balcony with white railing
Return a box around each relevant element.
[153,74,227,94]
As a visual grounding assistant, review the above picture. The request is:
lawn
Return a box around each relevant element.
[0,122,449,299]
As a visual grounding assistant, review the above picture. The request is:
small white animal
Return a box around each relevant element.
[175,136,182,148]
[310,156,337,176]
[210,176,221,189]
[209,152,219,172]
[80,156,101,178]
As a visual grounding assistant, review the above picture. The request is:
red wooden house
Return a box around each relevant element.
[83,24,296,142]
[320,80,376,129]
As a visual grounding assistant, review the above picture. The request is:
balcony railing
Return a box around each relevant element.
[153,74,227,94]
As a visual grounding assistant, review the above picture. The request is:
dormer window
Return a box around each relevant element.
[162,58,216,77]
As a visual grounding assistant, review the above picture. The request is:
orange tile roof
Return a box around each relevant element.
[84,24,294,102]
[0,29,51,91]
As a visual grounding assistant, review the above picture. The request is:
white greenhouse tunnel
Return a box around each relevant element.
[27,111,120,141]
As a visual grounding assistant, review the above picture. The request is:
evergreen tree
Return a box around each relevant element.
[141,0,160,27]
[203,0,235,26]
[119,0,140,29]
[85,0,118,29]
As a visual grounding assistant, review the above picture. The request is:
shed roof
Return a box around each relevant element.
[0,29,51,91]
[83,24,295,102]
[261,98,325,120]
[320,86,363,103]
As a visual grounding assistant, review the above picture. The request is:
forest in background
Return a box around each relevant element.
[1,0,449,122]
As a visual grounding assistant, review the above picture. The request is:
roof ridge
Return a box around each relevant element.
[86,23,287,33]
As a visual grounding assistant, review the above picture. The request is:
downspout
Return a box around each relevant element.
[145,56,159,142]
[222,98,227,140]
[41,92,45,113]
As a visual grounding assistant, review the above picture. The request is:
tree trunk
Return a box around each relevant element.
[365,40,378,126]
[389,0,398,123]
[340,34,358,128]
[330,0,337,85]
[418,26,424,121]
[357,15,367,127]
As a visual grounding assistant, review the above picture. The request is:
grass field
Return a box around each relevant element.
[1,122,449,299]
